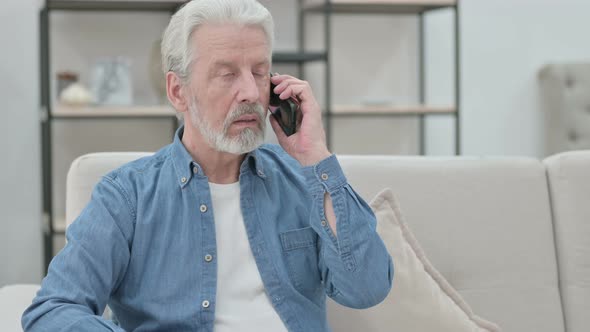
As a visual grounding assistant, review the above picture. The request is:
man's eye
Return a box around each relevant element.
[221,72,235,77]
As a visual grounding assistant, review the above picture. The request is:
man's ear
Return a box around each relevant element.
[166,71,189,114]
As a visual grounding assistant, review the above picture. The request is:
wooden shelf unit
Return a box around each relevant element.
[47,0,186,11]
[332,104,456,116]
[303,0,457,14]
[52,104,176,118]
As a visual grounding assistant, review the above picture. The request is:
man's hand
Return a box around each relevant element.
[269,74,331,167]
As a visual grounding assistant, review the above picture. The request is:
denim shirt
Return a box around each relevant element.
[23,126,393,332]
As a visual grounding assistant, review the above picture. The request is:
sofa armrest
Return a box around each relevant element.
[0,284,40,331]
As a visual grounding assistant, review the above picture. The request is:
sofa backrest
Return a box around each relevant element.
[337,155,565,332]
[0,284,40,332]
[544,151,590,332]
[66,152,566,331]
[65,152,153,228]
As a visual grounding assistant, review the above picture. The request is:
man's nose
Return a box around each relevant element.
[236,72,260,104]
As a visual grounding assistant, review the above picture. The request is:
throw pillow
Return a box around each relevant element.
[326,188,501,332]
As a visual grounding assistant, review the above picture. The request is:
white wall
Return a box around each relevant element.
[455,0,590,157]
[0,0,43,286]
[424,8,456,155]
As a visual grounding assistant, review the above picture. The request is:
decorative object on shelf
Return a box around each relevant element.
[56,71,78,97]
[90,56,133,106]
[149,39,167,103]
[59,83,93,106]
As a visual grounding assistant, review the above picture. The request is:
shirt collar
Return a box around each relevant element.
[171,125,266,188]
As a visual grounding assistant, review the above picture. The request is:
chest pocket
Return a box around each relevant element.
[279,226,321,294]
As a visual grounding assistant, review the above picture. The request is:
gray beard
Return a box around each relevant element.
[188,100,266,155]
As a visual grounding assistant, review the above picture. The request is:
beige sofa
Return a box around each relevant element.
[2,150,588,331]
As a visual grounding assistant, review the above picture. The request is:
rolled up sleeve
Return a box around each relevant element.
[302,155,394,309]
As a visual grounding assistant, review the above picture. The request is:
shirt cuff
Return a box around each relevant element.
[302,154,348,197]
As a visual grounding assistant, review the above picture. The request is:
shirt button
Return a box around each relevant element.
[321,220,327,227]
[200,204,208,213]
[202,300,210,308]
[193,166,199,174]
[204,254,213,262]
[321,173,329,181]
[181,177,187,183]
[257,169,264,176]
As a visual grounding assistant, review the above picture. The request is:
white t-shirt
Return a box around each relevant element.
[209,182,287,332]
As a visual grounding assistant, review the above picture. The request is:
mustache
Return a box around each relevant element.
[224,103,266,129]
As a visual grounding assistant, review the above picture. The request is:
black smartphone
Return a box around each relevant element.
[269,73,302,136]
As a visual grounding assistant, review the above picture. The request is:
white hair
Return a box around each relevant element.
[161,0,274,82]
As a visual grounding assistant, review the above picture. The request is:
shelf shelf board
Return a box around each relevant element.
[331,104,456,116]
[273,51,327,63]
[46,0,187,11]
[303,0,457,14]
[54,217,67,234]
[52,104,176,118]
[43,212,66,235]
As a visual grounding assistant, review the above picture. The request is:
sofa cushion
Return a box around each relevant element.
[327,188,499,331]
[544,150,590,332]
[337,155,565,332]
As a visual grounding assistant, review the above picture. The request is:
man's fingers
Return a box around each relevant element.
[278,84,305,100]
[272,77,308,94]
[270,74,295,84]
